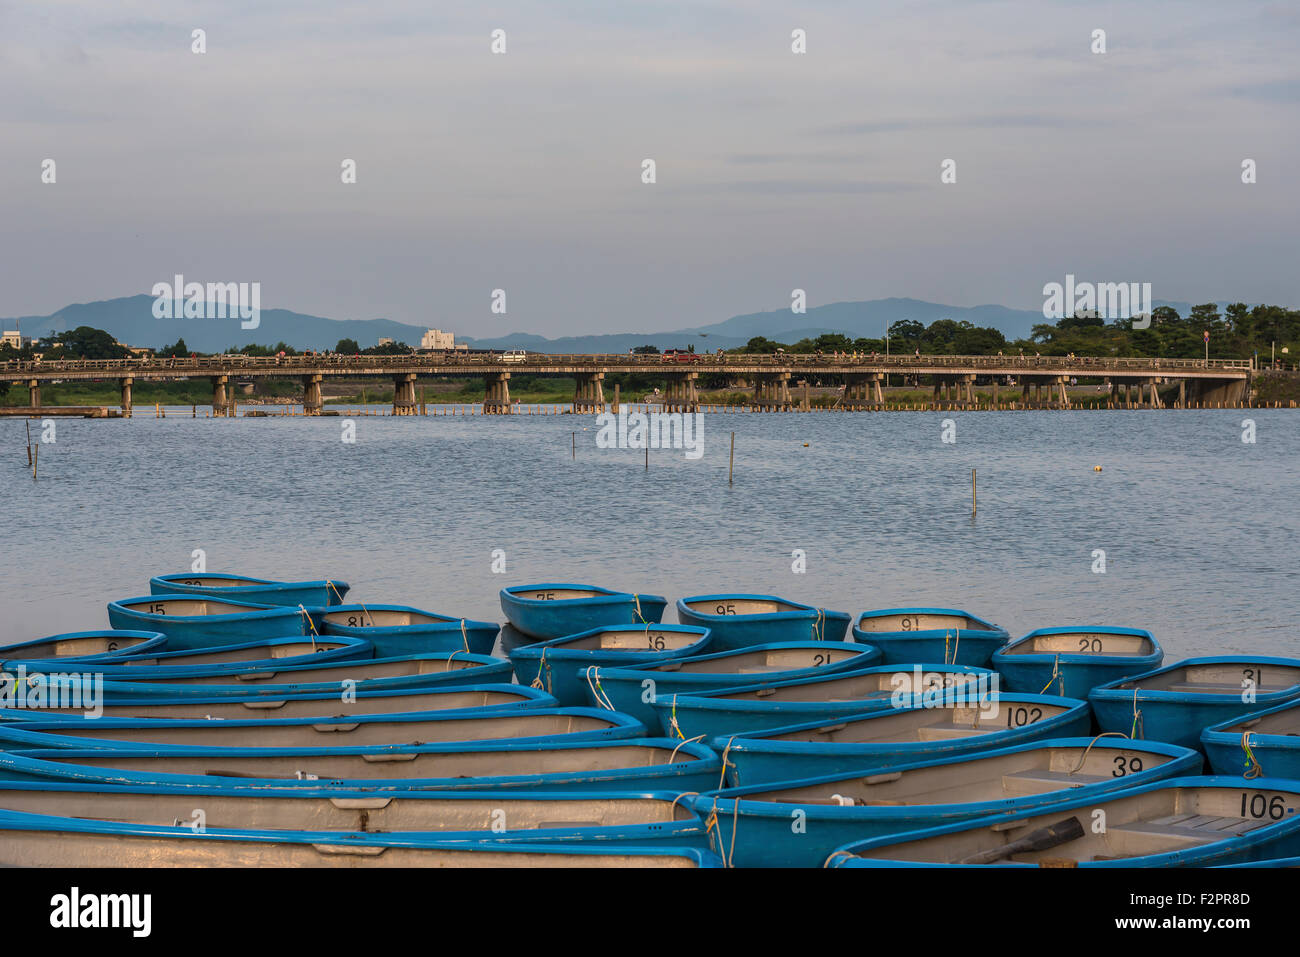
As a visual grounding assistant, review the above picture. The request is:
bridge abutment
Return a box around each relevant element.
[753,372,791,411]
[665,372,699,412]
[120,377,133,417]
[573,372,606,413]
[484,372,512,414]
[392,374,418,415]
[211,375,231,416]
[303,373,323,415]
[27,379,40,408]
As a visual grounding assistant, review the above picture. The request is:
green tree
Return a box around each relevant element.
[336,338,360,354]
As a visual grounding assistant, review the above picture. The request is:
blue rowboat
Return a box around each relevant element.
[499,622,545,656]
[1090,656,1300,750]
[710,694,1093,786]
[1203,698,1300,779]
[0,707,646,750]
[826,777,1300,868]
[649,664,996,740]
[992,626,1163,698]
[149,573,350,608]
[0,683,555,722]
[70,652,512,692]
[851,607,1009,667]
[676,594,850,650]
[0,738,722,794]
[107,596,310,648]
[509,624,712,706]
[499,584,667,640]
[694,737,1199,867]
[582,641,882,728]
[0,780,708,854]
[72,635,373,672]
[317,605,499,657]
[0,806,721,867]
[0,631,167,663]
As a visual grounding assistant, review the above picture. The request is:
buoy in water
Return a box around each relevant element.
[803,443,809,447]
[1094,465,1103,472]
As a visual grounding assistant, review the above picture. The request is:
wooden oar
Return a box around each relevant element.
[958,817,1085,865]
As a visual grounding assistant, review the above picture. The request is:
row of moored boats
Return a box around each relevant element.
[3,574,1299,867]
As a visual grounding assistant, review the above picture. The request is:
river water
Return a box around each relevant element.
[3,406,1296,660]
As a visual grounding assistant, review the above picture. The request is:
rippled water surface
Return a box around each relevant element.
[3,407,1297,660]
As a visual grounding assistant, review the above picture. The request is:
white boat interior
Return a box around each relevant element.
[843,785,1300,864]
[856,612,987,633]
[733,742,1179,807]
[323,609,451,629]
[653,646,863,675]
[1120,662,1300,696]
[683,598,806,616]
[757,700,1076,745]
[717,670,987,703]
[1002,632,1154,657]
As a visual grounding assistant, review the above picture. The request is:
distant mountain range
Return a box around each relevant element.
[1,294,1251,355]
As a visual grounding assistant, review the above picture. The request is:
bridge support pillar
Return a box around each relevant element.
[393,374,418,415]
[1178,379,1186,409]
[27,379,40,408]
[303,373,323,415]
[612,382,620,414]
[119,377,133,417]
[573,372,606,413]
[211,375,230,416]
[1056,376,1071,409]
[754,372,790,412]
[662,372,699,413]
[483,372,512,414]
[992,378,1000,407]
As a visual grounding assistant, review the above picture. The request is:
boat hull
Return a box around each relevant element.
[852,608,1009,667]
[1090,657,1300,751]
[584,642,882,728]
[500,584,667,640]
[107,597,309,648]
[715,694,1094,786]
[695,738,1201,867]
[319,607,500,657]
[0,631,167,664]
[676,595,851,651]
[149,574,350,608]
[0,739,722,794]
[828,777,1300,867]
[1202,698,1300,778]
[992,627,1163,698]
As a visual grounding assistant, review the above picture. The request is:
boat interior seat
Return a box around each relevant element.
[999,769,1111,797]
[1164,682,1292,695]
[913,726,995,741]
[1107,813,1271,842]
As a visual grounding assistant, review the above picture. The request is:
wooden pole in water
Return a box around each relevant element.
[645,443,649,470]
[572,432,575,460]
[25,420,32,466]
[972,468,977,515]
[32,442,37,479]
[729,431,735,486]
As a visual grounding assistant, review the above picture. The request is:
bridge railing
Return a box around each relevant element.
[0,352,1257,375]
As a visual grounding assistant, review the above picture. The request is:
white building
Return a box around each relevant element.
[1,330,32,350]
[420,328,458,351]
[377,337,394,347]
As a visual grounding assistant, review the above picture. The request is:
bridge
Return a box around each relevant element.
[0,353,1256,416]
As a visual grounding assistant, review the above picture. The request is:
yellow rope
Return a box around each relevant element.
[823,850,856,868]
[632,594,646,624]
[298,605,319,650]
[458,618,469,653]
[529,647,552,694]
[1039,655,1063,696]
[812,608,825,641]
[1242,732,1264,779]
[584,666,617,711]
[668,693,685,740]
[1130,686,1144,740]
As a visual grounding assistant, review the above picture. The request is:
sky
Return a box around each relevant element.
[1,0,1297,337]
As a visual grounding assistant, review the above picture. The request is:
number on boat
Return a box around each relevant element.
[1240,793,1288,820]
[1078,638,1103,652]
[647,634,665,650]
[147,603,166,615]
[1005,706,1043,727]
[1112,755,1144,776]
[715,603,736,615]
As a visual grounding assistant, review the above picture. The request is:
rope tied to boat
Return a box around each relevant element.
[823,850,856,868]
[812,608,825,642]
[632,594,646,625]
[529,647,552,694]
[718,736,737,791]
[297,605,319,651]
[668,734,705,763]
[1066,732,1130,775]
[584,666,617,711]
[668,694,685,740]
[944,628,961,666]
[1039,655,1063,696]
[458,618,469,653]
[445,649,466,673]
[1130,686,1144,740]
[1241,731,1264,779]
[327,580,346,604]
